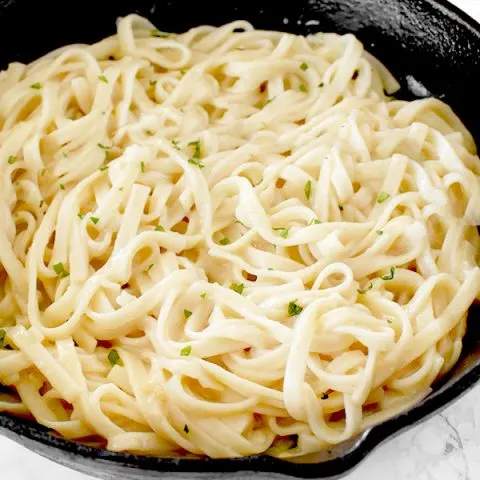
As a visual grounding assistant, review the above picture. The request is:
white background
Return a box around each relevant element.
[1,1,480,479]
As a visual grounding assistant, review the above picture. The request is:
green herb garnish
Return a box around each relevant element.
[149,80,157,87]
[59,184,65,190]
[180,345,192,356]
[311,219,322,225]
[108,349,124,367]
[219,237,230,245]
[338,204,344,211]
[304,180,312,200]
[300,62,309,71]
[183,309,192,319]
[147,263,154,272]
[53,262,69,278]
[140,161,145,173]
[273,227,290,239]
[7,155,17,164]
[155,225,165,232]
[0,329,6,348]
[39,200,44,208]
[376,230,384,235]
[380,267,395,281]
[299,84,308,93]
[288,300,303,317]
[200,292,207,299]
[99,164,108,171]
[188,158,205,168]
[90,216,100,225]
[188,140,201,159]
[231,283,244,295]
[357,282,373,294]
[98,75,109,84]
[78,211,85,220]
[151,29,169,38]
[30,82,42,90]
[318,82,324,88]
[377,191,390,204]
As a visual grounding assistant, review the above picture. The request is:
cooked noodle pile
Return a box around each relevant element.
[0,14,479,458]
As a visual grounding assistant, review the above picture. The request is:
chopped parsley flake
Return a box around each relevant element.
[151,29,169,38]
[273,227,290,239]
[97,143,111,150]
[299,84,308,93]
[376,230,384,235]
[59,184,65,190]
[171,140,180,150]
[304,180,312,200]
[180,345,192,356]
[183,309,192,319]
[147,263,154,272]
[155,225,165,232]
[380,267,395,281]
[377,191,390,203]
[30,82,42,90]
[318,82,325,88]
[149,79,157,86]
[7,155,17,164]
[98,75,109,84]
[53,262,69,278]
[231,283,244,295]
[188,157,205,168]
[78,211,85,220]
[288,300,303,317]
[357,282,374,294]
[219,237,230,245]
[0,329,5,348]
[140,161,145,173]
[338,204,344,211]
[39,200,44,208]
[90,216,100,225]
[108,349,123,367]
[300,62,309,71]
[200,292,207,299]
[99,164,108,171]
[311,219,322,225]
[188,140,201,159]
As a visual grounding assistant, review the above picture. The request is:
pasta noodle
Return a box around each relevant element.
[0,14,479,459]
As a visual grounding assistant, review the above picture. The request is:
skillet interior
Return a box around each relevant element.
[0,0,479,478]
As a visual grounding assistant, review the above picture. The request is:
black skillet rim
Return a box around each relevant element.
[1,0,480,478]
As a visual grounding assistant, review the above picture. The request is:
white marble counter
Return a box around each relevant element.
[2,1,480,479]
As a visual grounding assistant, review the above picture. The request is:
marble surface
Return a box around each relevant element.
[2,1,480,479]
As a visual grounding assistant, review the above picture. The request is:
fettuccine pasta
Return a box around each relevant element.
[0,14,479,459]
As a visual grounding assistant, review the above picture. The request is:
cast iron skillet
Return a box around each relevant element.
[0,0,479,478]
